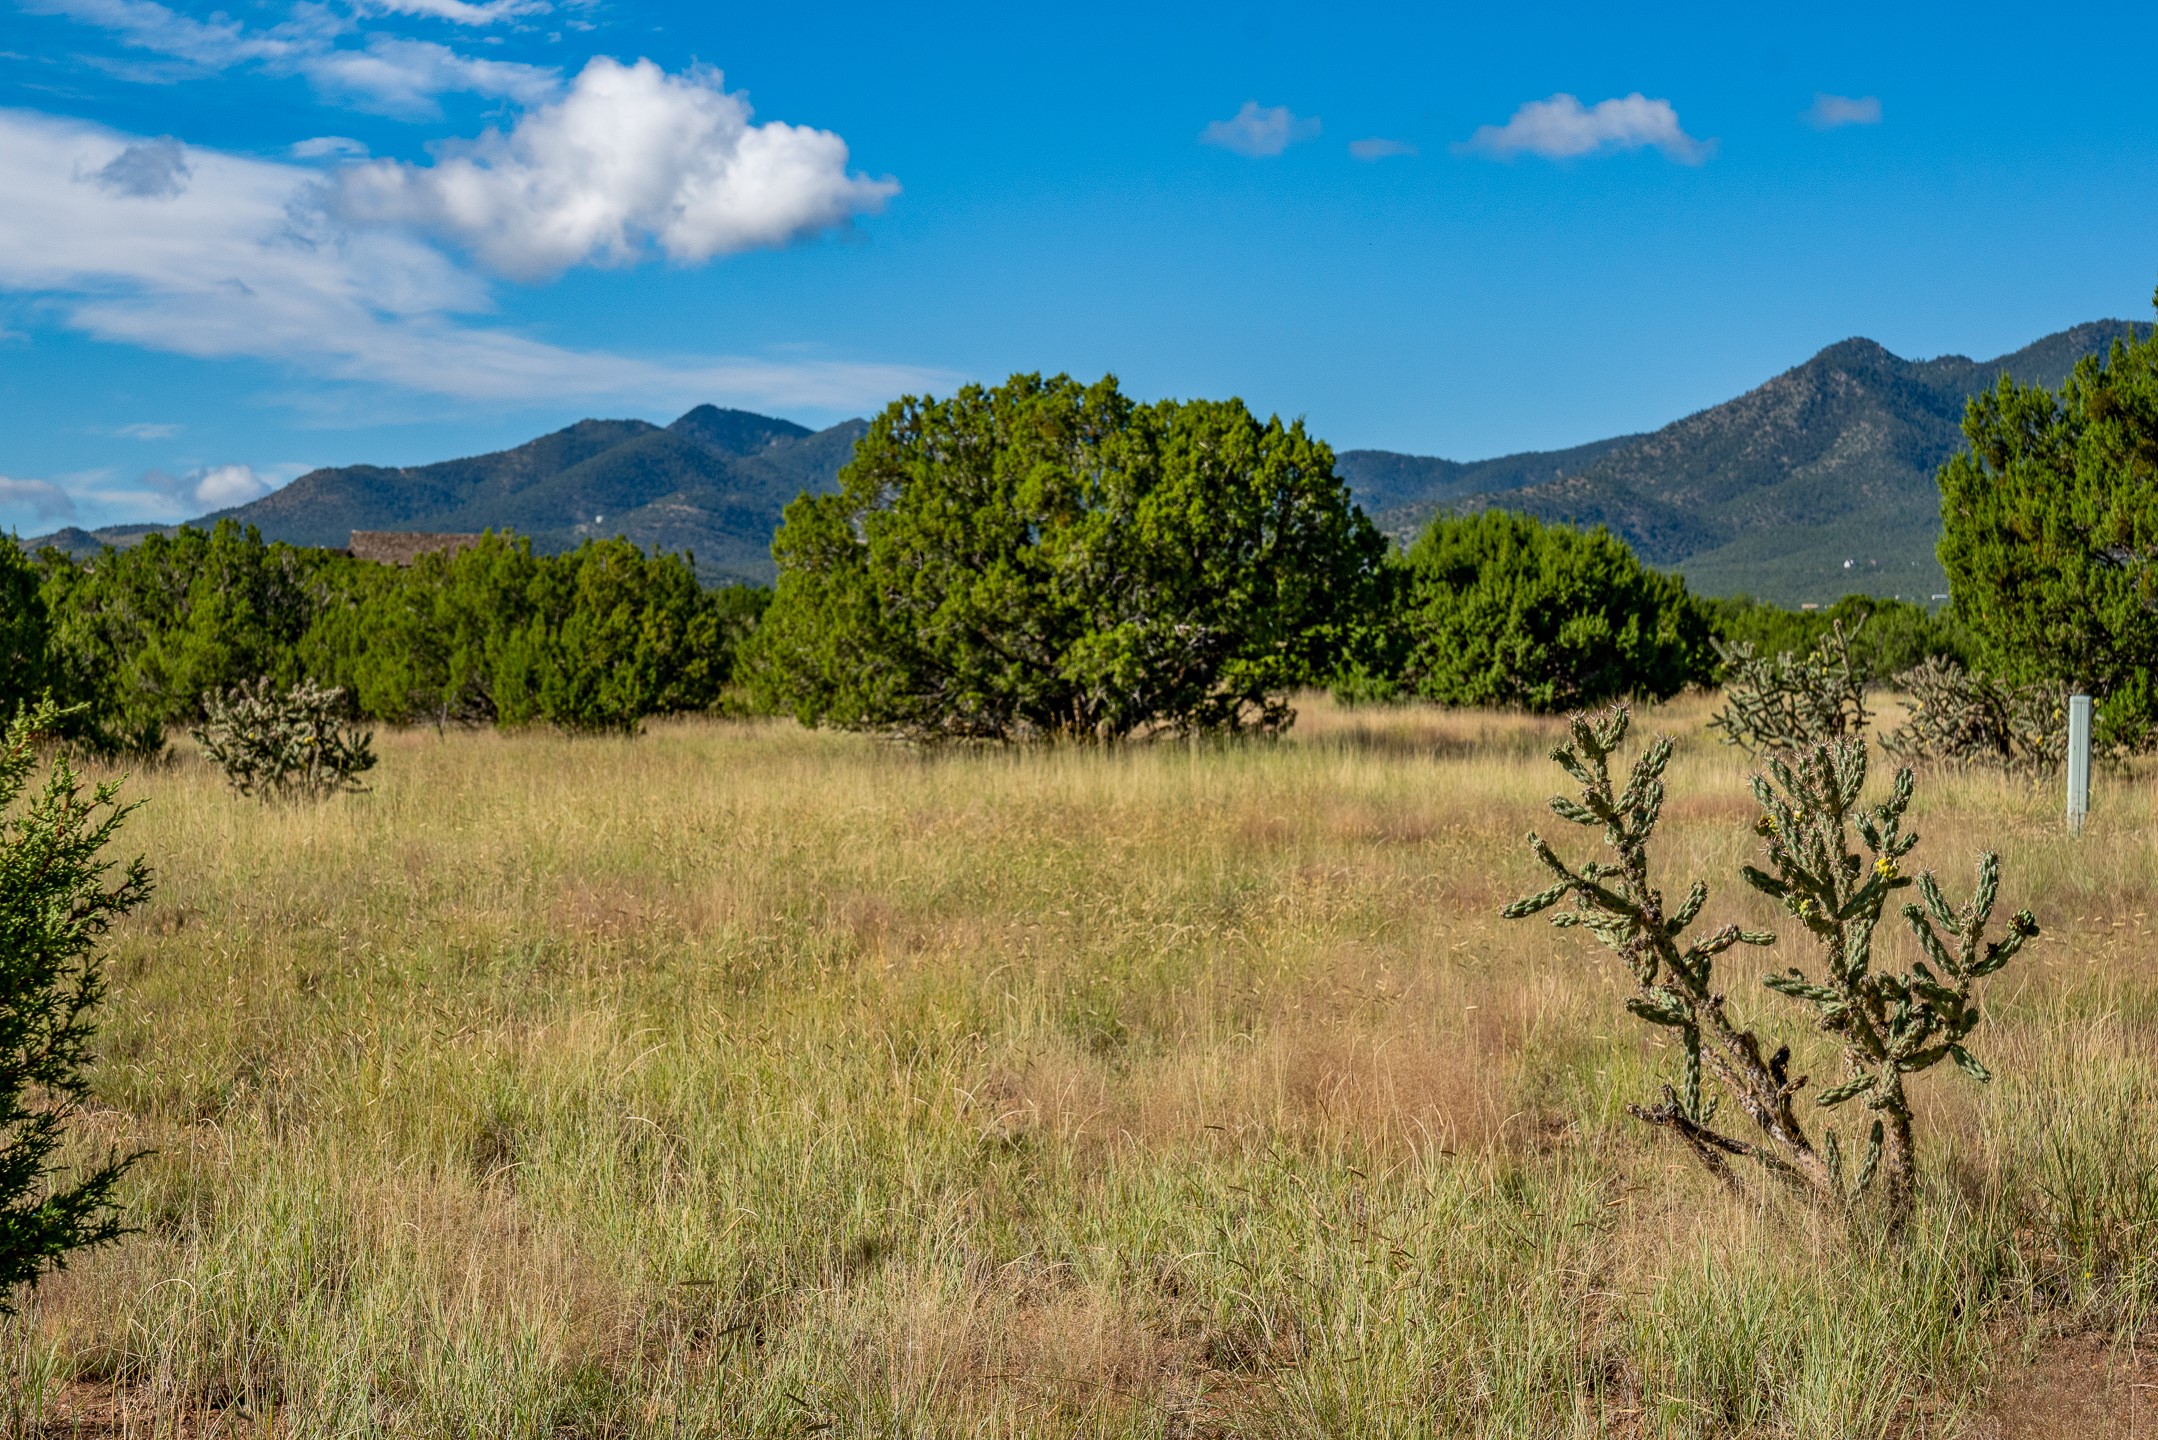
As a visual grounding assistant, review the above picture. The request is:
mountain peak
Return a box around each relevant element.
[669,406,813,457]
[71,405,862,584]
[1342,317,2145,606]
[1802,336,1903,372]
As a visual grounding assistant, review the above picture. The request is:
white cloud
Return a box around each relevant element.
[300,36,559,115]
[1806,93,1882,129]
[40,461,309,525]
[360,0,548,24]
[24,0,559,115]
[0,106,945,411]
[1461,93,1712,164]
[0,476,77,524]
[1348,137,1416,161]
[334,57,899,278]
[1199,101,1321,158]
[188,463,277,507]
[291,136,369,160]
[114,421,183,438]
[21,0,305,69]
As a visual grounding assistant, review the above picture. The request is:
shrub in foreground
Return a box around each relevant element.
[749,373,1386,740]
[0,700,150,1313]
[191,678,376,802]
[1506,706,2036,1233]
[1357,511,1712,713]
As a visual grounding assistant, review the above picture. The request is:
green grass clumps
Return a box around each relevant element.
[2,698,2151,1436]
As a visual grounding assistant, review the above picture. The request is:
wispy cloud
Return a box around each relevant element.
[0,475,77,525]
[334,58,899,279]
[291,136,369,159]
[302,36,558,113]
[23,0,560,115]
[1460,93,1712,164]
[359,0,549,25]
[140,460,302,509]
[6,460,312,531]
[1806,93,1882,129]
[0,106,947,411]
[1199,101,1320,158]
[113,421,183,438]
[1348,137,1416,161]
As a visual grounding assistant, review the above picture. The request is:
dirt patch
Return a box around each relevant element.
[1967,1332,2158,1439]
[19,1381,266,1438]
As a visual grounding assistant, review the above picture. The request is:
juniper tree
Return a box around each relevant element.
[1938,304,2158,749]
[1707,619,1870,755]
[1350,511,1714,712]
[747,373,1387,742]
[0,700,151,1313]
[1504,706,2036,1231]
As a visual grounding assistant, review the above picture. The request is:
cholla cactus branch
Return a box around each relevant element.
[190,678,376,803]
[1881,657,2067,775]
[1708,620,1871,755]
[1503,708,1820,1198]
[1742,740,2037,1226]
[1505,703,2039,1233]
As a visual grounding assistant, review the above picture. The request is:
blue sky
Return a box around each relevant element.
[3,0,2156,534]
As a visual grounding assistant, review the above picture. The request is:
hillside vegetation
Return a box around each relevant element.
[7,699,2153,1436]
[27,320,2147,607]
[36,408,866,587]
[1346,320,2147,605]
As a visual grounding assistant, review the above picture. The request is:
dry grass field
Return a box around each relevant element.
[4,694,2156,1437]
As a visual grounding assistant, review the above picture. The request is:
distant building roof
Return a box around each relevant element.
[347,530,484,566]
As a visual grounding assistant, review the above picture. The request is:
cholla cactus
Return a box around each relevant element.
[1504,706,2037,1231]
[191,678,376,802]
[1707,620,1870,754]
[1881,656,2066,775]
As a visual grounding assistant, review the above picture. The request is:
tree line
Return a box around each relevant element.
[2,526,765,753]
[10,311,2156,750]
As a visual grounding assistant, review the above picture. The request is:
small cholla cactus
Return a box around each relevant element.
[1505,705,2036,1232]
[1707,620,1870,755]
[191,678,376,802]
[1880,656,2066,775]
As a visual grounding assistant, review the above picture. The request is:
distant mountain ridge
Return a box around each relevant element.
[1339,319,2148,604]
[35,406,867,584]
[28,318,2148,604]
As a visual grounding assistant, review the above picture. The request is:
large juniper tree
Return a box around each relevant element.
[748,373,1388,741]
[1357,510,1713,712]
[0,700,150,1313]
[1937,301,2158,747]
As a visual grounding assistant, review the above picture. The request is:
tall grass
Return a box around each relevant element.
[6,695,2152,1436]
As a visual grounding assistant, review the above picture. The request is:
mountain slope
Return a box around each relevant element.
[183,407,858,583]
[1334,433,1642,514]
[1359,319,2145,605]
[26,319,2146,604]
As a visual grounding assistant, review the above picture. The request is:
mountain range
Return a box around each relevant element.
[27,318,2147,603]
[33,405,867,586]
[1335,318,2145,603]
